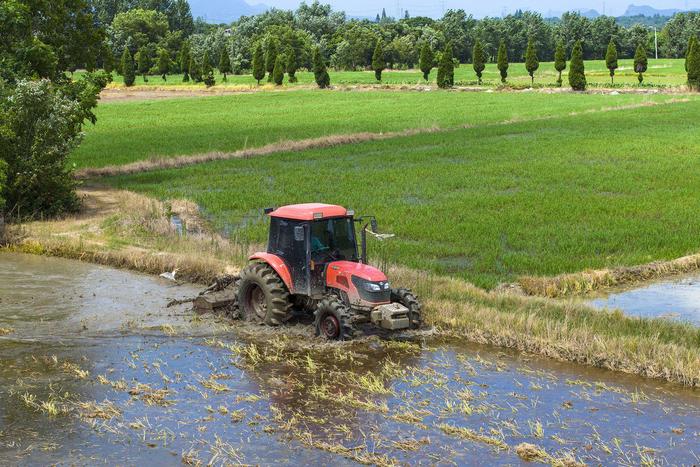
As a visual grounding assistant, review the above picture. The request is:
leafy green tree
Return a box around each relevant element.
[158,48,170,81]
[265,38,278,82]
[686,36,698,72]
[372,40,385,81]
[437,43,454,89]
[219,49,232,82]
[419,43,433,81]
[554,41,566,87]
[137,45,151,82]
[604,40,618,85]
[496,40,508,84]
[189,55,201,82]
[312,46,330,88]
[252,43,265,85]
[180,41,190,82]
[0,1,109,219]
[472,39,486,85]
[525,38,539,86]
[0,75,110,218]
[110,9,169,55]
[688,38,700,90]
[168,0,195,36]
[568,40,586,91]
[121,48,136,86]
[202,52,215,87]
[272,54,285,85]
[633,44,648,84]
[286,47,298,83]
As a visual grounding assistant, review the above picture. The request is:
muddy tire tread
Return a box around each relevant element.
[238,263,292,325]
[315,296,359,341]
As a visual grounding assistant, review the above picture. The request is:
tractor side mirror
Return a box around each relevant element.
[370,219,378,233]
[294,225,305,242]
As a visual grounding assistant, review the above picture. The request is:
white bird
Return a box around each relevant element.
[367,231,395,241]
[160,268,179,282]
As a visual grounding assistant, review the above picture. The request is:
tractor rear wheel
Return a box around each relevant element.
[237,263,292,325]
[391,288,422,329]
[315,297,358,341]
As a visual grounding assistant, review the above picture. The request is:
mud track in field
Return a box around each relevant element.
[76,97,689,179]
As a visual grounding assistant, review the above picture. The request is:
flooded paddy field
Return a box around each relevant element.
[587,273,700,326]
[1,253,699,465]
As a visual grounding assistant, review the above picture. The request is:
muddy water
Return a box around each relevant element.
[1,253,699,465]
[587,273,700,325]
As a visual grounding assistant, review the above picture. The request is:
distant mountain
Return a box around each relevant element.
[622,4,682,16]
[580,9,601,18]
[188,0,268,23]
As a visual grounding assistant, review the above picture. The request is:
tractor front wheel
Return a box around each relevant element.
[315,297,358,341]
[237,263,292,325]
[391,288,422,329]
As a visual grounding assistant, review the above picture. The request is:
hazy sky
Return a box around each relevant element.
[254,0,699,18]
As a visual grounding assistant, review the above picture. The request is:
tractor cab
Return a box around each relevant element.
[265,203,361,297]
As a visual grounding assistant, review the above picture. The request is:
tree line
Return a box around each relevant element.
[91,2,700,79]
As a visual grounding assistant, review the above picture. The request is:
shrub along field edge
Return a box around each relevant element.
[4,188,699,388]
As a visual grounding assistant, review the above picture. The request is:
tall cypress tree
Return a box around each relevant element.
[554,41,566,87]
[202,52,215,87]
[103,47,115,74]
[137,45,151,82]
[634,44,648,84]
[180,41,190,82]
[687,38,700,90]
[286,47,298,83]
[272,54,285,85]
[568,40,586,91]
[525,38,539,86]
[121,48,135,87]
[496,40,508,84]
[265,39,277,82]
[158,48,170,81]
[605,40,618,85]
[312,46,330,88]
[685,36,697,72]
[472,39,485,85]
[189,55,201,82]
[252,43,265,85]
[372,39,385,81]
[436,43,454,89]
[419,43,433,81]
[219,49,231,82]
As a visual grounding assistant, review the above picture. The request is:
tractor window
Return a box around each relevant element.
[310,217,357,262]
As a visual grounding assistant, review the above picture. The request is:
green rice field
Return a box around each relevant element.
[102,98,700,288]
[75,90,677,168]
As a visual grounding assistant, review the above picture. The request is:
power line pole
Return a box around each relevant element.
[654,27,658,59]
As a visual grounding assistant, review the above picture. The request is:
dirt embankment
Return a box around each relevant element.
[4,187,700,388]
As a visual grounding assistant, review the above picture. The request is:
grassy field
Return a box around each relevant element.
[75,90,678,168]
[95,58,689,88]
[102,98,700,289]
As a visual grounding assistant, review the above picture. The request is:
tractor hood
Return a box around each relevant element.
[327,261,387,282]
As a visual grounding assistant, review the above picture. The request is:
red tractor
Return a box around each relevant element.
[235,203,422,340]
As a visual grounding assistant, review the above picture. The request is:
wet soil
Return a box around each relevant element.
[1,253,699,465]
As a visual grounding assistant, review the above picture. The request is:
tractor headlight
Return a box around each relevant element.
[361,281,390,292]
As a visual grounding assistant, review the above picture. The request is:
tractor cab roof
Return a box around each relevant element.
[269,203,348,221]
